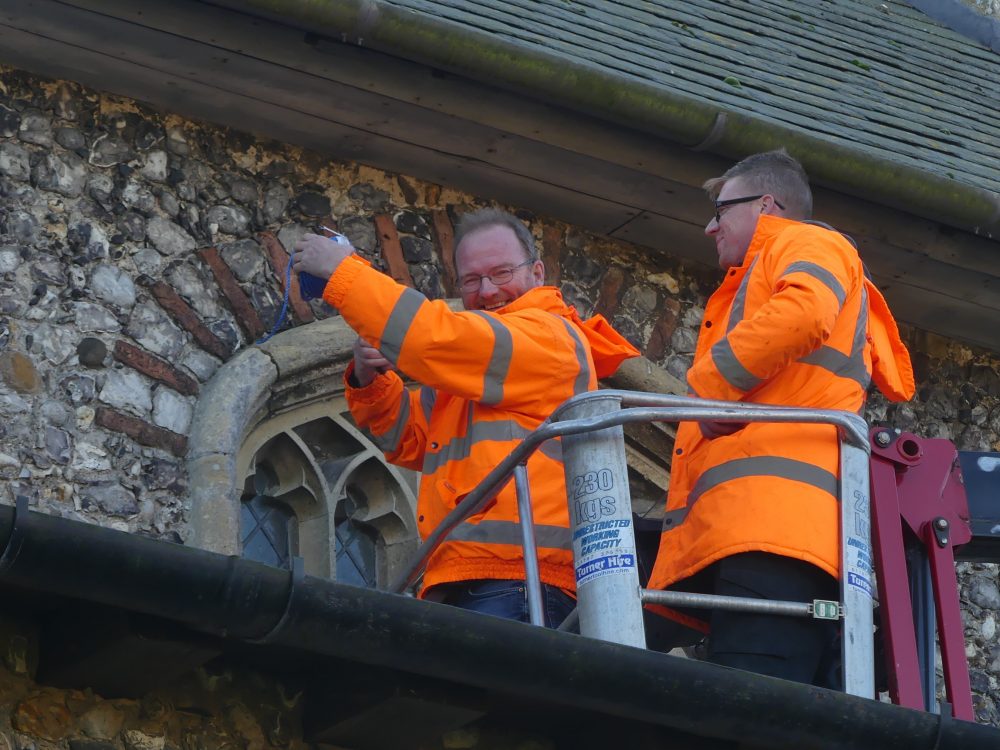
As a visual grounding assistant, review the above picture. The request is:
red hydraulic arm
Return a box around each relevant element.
[868,429,974,721]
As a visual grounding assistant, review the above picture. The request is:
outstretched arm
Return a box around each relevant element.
[327,255,592,412]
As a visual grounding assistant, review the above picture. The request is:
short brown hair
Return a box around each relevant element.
[453,208,538,265]
[704,149,813,219]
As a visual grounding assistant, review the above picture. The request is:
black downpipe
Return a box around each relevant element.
[1,501,997,750]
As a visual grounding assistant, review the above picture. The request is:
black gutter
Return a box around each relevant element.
[1,500,997,750]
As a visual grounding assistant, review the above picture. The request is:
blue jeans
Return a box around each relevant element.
[432,578,576,628]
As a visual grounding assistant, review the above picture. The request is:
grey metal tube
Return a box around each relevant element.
[513,463,545,627]
[556,393,646,648]
[641,589,814,617]
[212,0,1000,236]
[556,607,579,633]
[558,390,871,451]
[840,441,876,699]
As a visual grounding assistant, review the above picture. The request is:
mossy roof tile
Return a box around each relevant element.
[385,0,1000,192]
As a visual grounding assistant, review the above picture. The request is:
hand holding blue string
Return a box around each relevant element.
[256,256,294,345]
[256,229,351,345]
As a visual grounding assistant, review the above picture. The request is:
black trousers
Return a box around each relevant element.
[651,552,841,689]
[707,552,841,689]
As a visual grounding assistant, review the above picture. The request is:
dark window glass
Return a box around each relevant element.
[334,485,378,588]
[241,493,294,569]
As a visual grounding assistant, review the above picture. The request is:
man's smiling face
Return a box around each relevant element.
[705,176,764,270]
[456,224,544,311]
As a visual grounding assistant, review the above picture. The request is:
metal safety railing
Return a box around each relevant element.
[389,391,874,698]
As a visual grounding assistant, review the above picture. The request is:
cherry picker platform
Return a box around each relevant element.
[393,390,1000,721]
[1,391,999,748]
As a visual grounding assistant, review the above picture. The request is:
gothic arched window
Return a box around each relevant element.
[187,317,419,588]
[237,405,418,586]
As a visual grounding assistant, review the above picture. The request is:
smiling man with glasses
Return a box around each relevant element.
[646,149,915,688]
[293,207,638,625]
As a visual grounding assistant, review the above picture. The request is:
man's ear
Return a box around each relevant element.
[532,259,546,285]
[762,194,782,216]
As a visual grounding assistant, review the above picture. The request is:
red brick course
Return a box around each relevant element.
[595,266,626,320]
[374,214,414,288]
[199,246,265,341]
[113,340,199,396]
[139,277,230,360]
[95,406,188,457]
[541,225,564,286]
[645,297,681,362]
[258,231,314,324]
[431,209,456,295]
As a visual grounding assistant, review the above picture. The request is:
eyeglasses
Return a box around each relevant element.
[458,259,535,292]
[712,195,785,224]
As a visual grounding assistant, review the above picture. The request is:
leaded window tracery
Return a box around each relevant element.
[237,402,418,587]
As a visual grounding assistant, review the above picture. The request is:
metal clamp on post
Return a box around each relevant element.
[809,599,843,621]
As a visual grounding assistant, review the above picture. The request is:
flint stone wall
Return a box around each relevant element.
[0,68,997,724]
[0,615,309,750]
[1,614,577,750]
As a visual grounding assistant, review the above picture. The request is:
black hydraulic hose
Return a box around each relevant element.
[1,501,997,750]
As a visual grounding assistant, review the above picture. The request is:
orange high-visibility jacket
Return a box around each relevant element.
[326,256,639,595]
[648,215,915,592]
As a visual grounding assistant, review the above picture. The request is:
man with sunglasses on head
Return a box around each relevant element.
[293,207,637,626]
[646,149,914,686]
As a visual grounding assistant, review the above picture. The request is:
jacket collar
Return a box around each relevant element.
[490,286,640,378]
[494,285,569,315]
[741,214,800,268]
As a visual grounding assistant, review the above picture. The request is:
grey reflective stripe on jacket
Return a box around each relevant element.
[797,286,871,389]
[714,261,870,392]
[661,507,689,530]
[662,455,838,531]
[710,337,764,392]
[422,417,563,475]
[379,293,518,406]
[716,256,760,391]
[448,520,572,550]
[557,316,592,394]
[374,389,411,453]
[468,311,514,406]
[781,261,847,308]
[726,256,758,333]
[689,455,837,505]
[419,386,437,424]
[380,288,425,364]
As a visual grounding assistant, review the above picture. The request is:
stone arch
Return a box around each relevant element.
[185,316,419,584]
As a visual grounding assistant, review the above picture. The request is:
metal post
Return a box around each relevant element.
[553,394,645,648]
[840,440,875,698]
[514,463,545,626]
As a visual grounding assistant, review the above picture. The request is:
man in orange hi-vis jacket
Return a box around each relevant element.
[647,150,915,686]
[293,208,638,626]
